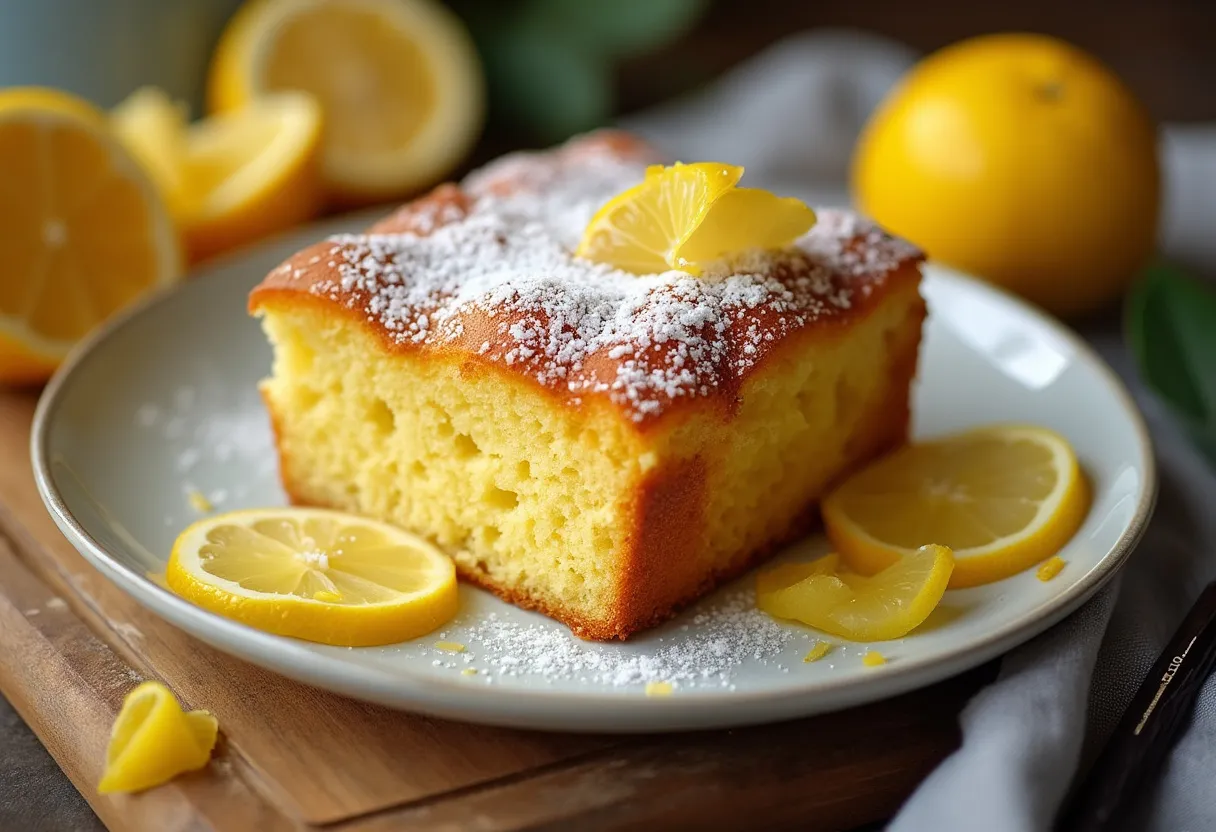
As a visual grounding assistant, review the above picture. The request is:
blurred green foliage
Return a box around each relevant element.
[449,0,710,143]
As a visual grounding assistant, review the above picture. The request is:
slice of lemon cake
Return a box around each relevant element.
[249,131,926,641]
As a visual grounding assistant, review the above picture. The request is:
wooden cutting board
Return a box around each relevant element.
[0,388,995,832]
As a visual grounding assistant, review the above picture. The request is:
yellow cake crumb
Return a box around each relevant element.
[186,490,213,513]
[803,641,834,663]
[644,681,673,697]
[862,651,887,667]
[312,590,343,602]
[1036,556,1067,582]
[461,668,478,676]
[434,641,466,653]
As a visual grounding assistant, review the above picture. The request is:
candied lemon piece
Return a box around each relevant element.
[803,641,834,663]
[576,162,814,275]
[98,682,217,794]
[1037,556,1067,581]
[167,507,458,646]
[645,681,674,698]
[823,425,1089,588]
[757,545,954,642]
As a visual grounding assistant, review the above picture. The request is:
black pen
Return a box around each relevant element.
[1055,580,1216,831]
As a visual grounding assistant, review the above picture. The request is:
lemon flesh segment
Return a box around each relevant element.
[757,544,954,642]
[823,425,1090,588]
[209,0,485,200]
[576,162,742,274]
[167,508,458,646]
[676,187,816,270]
[98,681,217,794]
[0,87,181,382]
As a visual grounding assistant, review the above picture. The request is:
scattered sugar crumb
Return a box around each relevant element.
[862,651,887,667]
[1037,556,1067,582]
[45,598,67,611]
[23,609,39,617]
[434,641,466,653]
[645,681,674,698]
[461,668,478,676]
[186,489,213,513]
[803,641,833,663]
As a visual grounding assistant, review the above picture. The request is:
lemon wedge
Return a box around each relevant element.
[167,507,458,646]
[576,162,816,275]
[208,0,484,203]
[822,425,1089,588]
[0,87,181,384]
[112,88,323,263]
[98,681,217,794]
[757,546,954,642]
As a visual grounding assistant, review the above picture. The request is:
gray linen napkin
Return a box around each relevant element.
[624,30,1216,832]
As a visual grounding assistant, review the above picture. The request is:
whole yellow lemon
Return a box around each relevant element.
[851,34,1161,317]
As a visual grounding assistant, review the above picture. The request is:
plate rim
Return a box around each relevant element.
[29,221,1158,733]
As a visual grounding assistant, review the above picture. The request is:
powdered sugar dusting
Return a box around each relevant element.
[438,590,795,689]
[277,135,920,422]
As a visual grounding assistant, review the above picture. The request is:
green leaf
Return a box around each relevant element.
[478,21,614,143]
[526,0,711,58]
[1126,263,1216,464]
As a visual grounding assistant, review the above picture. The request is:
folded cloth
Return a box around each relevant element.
[624,29,1216,832]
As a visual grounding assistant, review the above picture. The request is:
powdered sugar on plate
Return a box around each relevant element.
[423,589,806,691]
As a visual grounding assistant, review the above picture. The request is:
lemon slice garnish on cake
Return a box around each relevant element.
[111,88,322,262]
[576,162,816,275]
[757,546,954,642]
[823,425,1090,589]
[0,87,182,385]
[167,507,458,646]
[207,0,484,203]
[99,681,218,794]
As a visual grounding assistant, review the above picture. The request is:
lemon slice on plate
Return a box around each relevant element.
[757,545,954,642]
[208,0,484,202]
[0,87,181,384]
[111,88,323,262]
[167,507,458,646]
[576,162,815,275]
[99,681,217,794]
[823,425,1090,588]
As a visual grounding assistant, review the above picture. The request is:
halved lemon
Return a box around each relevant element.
[757,546,954,642]
[0,87,181,384]
[823,425,1090,588]
[576,162,816,275]
[99,681,217,794]
[167,507,458,646]
[110,87,193,222]
[208,0,485,203]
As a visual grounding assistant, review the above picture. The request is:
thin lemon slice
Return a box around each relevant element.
[823,425,1090,588]
[98,681,217,794]
[182,91,322,261]
[576,162,815,275]
[208,0,484,203]
[0,87,181,384]
[167,507,457,646]
[757,545,954,642]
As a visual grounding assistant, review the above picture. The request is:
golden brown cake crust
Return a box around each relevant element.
[250,130,923,433]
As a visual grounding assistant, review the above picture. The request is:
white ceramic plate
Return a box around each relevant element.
[32,216,1155,733]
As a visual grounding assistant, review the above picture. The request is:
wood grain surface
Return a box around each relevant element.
[0,389,995,831]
